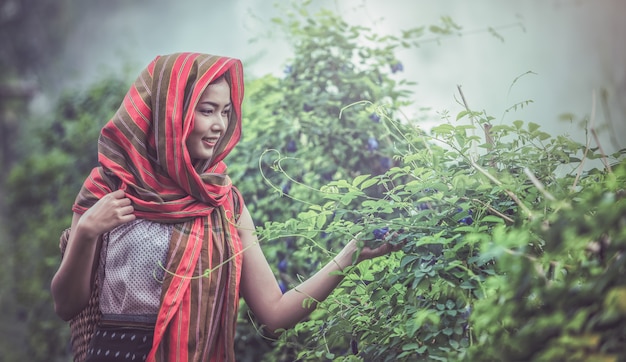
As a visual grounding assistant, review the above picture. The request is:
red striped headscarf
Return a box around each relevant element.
[73,53,245,361]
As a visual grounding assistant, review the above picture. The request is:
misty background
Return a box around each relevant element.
[45,0,626,154]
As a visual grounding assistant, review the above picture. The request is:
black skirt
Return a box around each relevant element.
[85,317,154,361]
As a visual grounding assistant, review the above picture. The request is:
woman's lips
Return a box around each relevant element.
[202,138,218,147]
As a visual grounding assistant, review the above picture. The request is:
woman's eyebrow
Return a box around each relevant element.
[197,101,232,107]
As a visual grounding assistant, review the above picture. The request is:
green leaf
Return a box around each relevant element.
[360,177,379,190]
[316,213,327,229]
[431,124,455,136]
[528,121,540,133]
[450,339,460,349]
[401,255,420,268]
[456,110,469,121]
[402,343,422,351]
[352,174,371,188]
[481,215,505,224]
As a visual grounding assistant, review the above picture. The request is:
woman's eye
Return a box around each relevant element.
[198,108,213,115]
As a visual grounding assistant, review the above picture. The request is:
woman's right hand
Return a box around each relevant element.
[76,189,136,239]
[52,190,135,320]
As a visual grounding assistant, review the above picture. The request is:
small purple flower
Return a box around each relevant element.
[277,258,288,273]
[380,156,392,170]
[369,113,381,123]
[418,203,430,210]
[278,280,288,294]
[350,338,359,355]
[372,226,389,240]
[390,62,404,73]
[367,137,379,151]
[283,65,293,75]
[303,104,313,112]
[460,217,473,225]
[281,182,291,195]
[455,208,473,225]
[286,140,297,153]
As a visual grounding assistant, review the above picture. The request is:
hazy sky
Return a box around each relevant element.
[55,0,625,154]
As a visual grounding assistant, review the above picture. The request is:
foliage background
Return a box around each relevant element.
[1,1,625,361]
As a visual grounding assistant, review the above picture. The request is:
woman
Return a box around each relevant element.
[51,52,398,361]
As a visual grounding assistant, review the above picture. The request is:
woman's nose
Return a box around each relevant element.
[212,114,227,130]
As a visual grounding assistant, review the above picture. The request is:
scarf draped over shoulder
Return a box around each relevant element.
[73,52,245,361]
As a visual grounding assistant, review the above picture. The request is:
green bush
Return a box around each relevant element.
[227,3,626,361]
[258,105,624,360]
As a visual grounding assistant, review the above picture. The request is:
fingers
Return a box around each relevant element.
[119,204,134,214]
[384,230,405,249]
[113,191,135,221]
[93,189,136,224]
[119,205,136,219]
[103,190,133,208]
[109,189,127,199]
[361,230,404,260]
[370,243,392,257]
[117,197,133,207]
[359,242,391,260]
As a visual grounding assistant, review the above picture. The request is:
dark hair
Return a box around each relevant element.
[210,70,230,86]
[183,71,231,115]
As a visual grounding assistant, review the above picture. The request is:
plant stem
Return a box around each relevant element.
[523,167,555,202]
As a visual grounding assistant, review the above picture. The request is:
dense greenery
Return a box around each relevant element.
[2,75,132,360]
[253,107,625,361]
[2,2,624,362]
[229,4,625,361]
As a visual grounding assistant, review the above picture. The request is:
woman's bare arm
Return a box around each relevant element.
[50,190,135,321]
[238,205,398,334]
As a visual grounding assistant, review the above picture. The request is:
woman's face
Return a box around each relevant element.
[186,77,232,162]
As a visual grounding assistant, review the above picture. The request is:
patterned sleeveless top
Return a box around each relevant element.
[98,219,173,323]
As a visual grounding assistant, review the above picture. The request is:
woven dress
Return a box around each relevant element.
[66,52,246,362]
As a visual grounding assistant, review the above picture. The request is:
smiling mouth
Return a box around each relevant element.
[202,138,219,147]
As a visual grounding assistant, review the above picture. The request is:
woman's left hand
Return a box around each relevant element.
[339,231,403,265]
